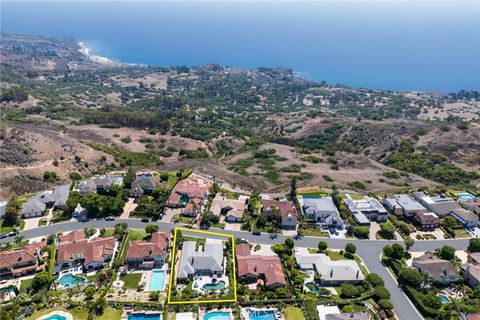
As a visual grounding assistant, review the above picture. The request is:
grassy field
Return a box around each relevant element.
[454,229,471,238]
[19,278,34,293]
[0,219,14,233]
[284,307,305,320]
[127,229,147,242]
[120,272,142,289]
[326,250,345,261]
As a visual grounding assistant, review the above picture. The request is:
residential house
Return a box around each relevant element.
[383,194,426,218]
[262,199,298,230]
[0,241,45,279]
[167,180,209,217]
[412,253,458,284]
[236,243,286,289]
[76,174,123,195]
[413,211,441,231]
[461,263,480,288]
[459,197,480,215]
[326,313,370,320]
[294,247,364,285]
[301,197,345,230]
[130,177,161,197]
[467,252,480,265]
[21,184,70,218]
[414,192,462,217]
[343,196,388,225]
[178,239,223,279]
[449,209,479,229]
[210,194,246,223]
[125,232,169,270]
[54,230,116,273]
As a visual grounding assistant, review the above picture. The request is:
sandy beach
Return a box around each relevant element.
[78,41,121,66]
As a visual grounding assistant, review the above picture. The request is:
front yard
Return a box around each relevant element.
[120,273,142,289]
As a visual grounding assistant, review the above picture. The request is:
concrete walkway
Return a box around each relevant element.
[120,198,137,219]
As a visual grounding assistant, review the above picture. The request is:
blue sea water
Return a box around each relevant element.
[1,1,479,92]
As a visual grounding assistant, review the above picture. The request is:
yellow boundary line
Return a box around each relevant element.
[167,227,237,304]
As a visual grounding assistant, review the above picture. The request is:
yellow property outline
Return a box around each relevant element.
[167,227,237,304]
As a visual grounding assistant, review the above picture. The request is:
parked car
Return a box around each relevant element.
[105,216,115,221]
[240,238,250,243]
[0,233,7,239]
[7,231,17,237]
[141,218,150,223]
[252,230,261,236]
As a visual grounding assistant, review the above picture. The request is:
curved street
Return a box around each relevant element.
[1,219,472,320]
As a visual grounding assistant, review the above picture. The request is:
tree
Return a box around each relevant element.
[374,286,391,300]
[123,170,136,189]
[404,237,415,251]
[289,177,297,200]
[398,268,423,287]
[271,244,285,255]
[149,290,160,301]
[69,172,82,181]
[92,297,107,314]
[145,224,159,235]
[285,238,294,250]
[84,286,96,299]
[383,244,404,260]
[114,223,128,237]
[4,194,22,225]
[439,245,455,261]
[247,190,261,215]
[275,287,288,298]
[31,271,53,292]
[443,215,457,229]
[423,293,442,309]
[366,273,384,287]
[378,221,396,240]
[378,299,394,311]
[468,238,480,253]
[318,241,328,253]
[340,284,360,298]
[353,226,369,239]
[345,243,356,254]
[200,211,219,228]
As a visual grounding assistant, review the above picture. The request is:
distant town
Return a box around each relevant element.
[1,169,479,320]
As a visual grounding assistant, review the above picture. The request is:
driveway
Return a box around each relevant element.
[369,222,380,240]
[23,216,42,230]
[162,208,181,222]
[224,223,241,231]
[120,198,137,219]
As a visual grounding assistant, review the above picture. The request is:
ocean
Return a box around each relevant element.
[1,1,479,92]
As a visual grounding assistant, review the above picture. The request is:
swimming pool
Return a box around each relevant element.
[127,312,161,320]
[457,192,475,200]
[178,194,189,206]
[149,269,165,291]
[42,315,67,320]
[203,280,226,291]
[138,173,153,179]
[58,273,86,288]
[249,310,276,320]
[204,312,230,320]
[437,294,450,304]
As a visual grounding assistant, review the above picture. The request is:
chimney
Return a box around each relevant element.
[149,246,153,255]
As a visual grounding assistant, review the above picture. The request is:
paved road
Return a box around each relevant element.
[1,219,472,320]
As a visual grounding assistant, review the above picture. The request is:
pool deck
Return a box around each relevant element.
[241,308,284,320]
[200,308,232,320]
[37,310,73,320]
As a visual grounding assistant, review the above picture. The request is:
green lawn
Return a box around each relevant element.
[284,307,305,320]
[326,250,345,261]
[454,229,471,238]
[100,228,115,238]
[0,219,14,233]
[97,307,122,320]
[27,307,89,320]
[127,230,147,242]
[20,278,34,293]
[353,255,369,276]
[301,227,329,237]
[120,273,142,289]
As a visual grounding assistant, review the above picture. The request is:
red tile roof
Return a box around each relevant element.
[167,180,208,204]
[262,199,298,219]
[0,241,45,271]
[126,232,169,260]
[56,231,115,267]
[235,244,286,287]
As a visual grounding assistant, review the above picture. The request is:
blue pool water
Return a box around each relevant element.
[58,273,86,287]
[457,193,475,200]
[249,310,276,320]
[138,173,153,179]
[127,312,161,320]
[44,315,67,320]
[149,269,165,291]
[204,312,230,320]
[203,280,226,291]
[437,294,450,304]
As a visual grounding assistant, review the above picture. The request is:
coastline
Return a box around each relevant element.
[78,41,121,67]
